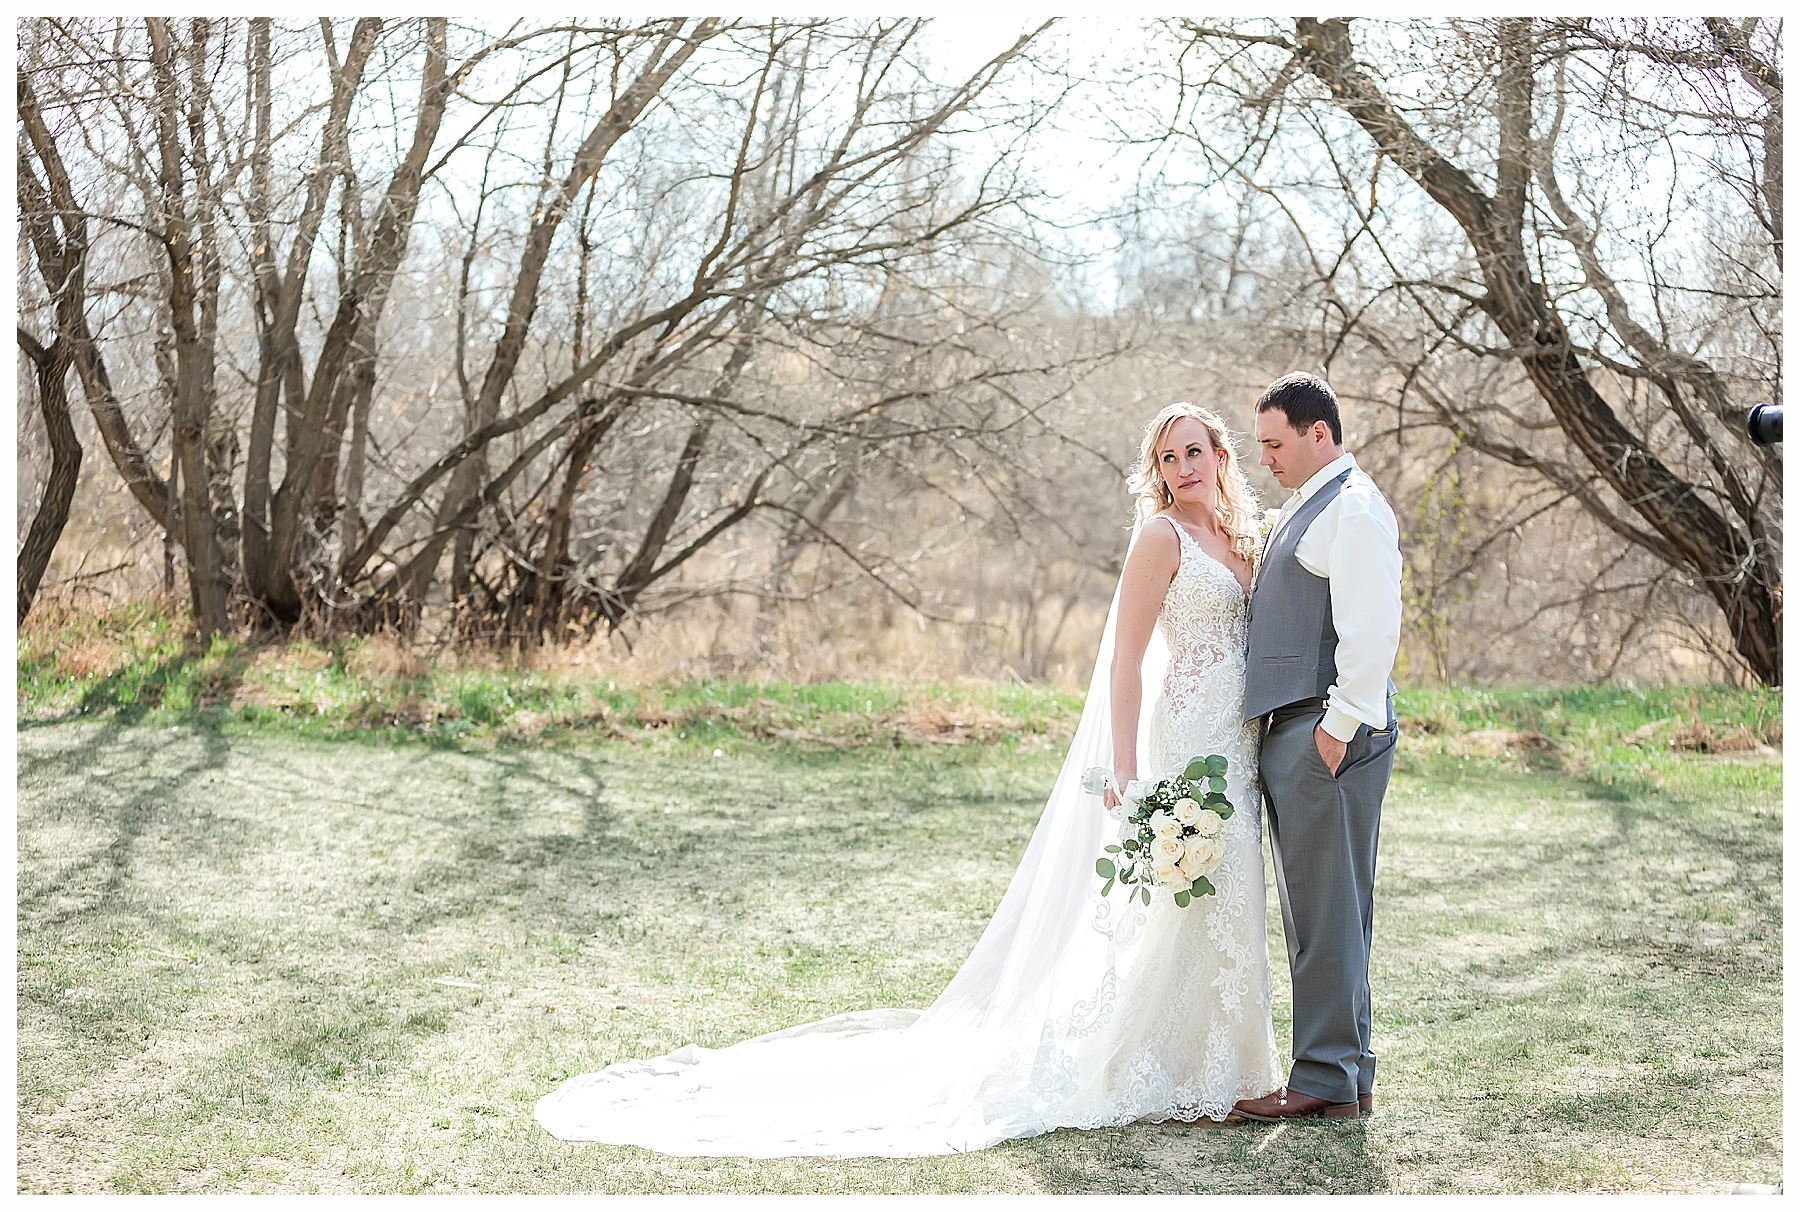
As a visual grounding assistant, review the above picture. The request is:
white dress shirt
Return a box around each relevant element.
[1267,452,1402,743]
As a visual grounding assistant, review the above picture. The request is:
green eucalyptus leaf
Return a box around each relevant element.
[1101,877,1115,896]
[1104,844,1121,853]
[1191,875,1215,897]
[1139,885,1151,906]
[1206,755,1228,777]
[1183,759,1209,781]
[1096,858,1116,878]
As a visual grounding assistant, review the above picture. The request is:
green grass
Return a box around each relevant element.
[16,684,1782,1193]
[16,599,1778,765]
[16,601,1080,749]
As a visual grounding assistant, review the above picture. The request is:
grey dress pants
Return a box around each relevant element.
[1259,698,1396,1105]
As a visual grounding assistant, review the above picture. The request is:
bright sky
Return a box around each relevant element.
[917,16,1165,298]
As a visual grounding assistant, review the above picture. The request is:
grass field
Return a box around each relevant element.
[15,659,1781,1194]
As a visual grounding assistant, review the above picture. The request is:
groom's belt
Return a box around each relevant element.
[1267,697,1330,722]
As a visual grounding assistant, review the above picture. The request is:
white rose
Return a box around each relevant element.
[1150,811,1181,839]
[1184,834,1224,871]
[1166,871,1193,894]
[1081,767,1114,796]
[1152,834,1186,865]
[1172,797,1201,826]
[1192,808,1226,836]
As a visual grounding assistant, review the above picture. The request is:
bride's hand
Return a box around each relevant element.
[1103,768,1136,810]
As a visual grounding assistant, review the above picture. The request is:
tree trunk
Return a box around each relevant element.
[337,350,378,575]
[526,404,611,636]
[605,416,715,621]
[16,330,82,623]
[243,17,381,619]
[147,17,231,637]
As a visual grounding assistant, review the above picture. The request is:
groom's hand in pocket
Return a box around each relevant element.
[1314,723,1347,776]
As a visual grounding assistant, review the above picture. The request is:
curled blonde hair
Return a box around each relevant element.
[1130,402,1263,568]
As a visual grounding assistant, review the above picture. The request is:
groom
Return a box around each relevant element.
[1234,373,1402,1122]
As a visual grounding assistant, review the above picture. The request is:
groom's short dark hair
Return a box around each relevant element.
[1257,372,1342,445]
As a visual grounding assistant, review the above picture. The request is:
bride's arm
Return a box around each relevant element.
[1107,520,1180,805]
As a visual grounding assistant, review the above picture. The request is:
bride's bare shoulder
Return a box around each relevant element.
[1125,514,1182,574]
[1143,512,1184,544]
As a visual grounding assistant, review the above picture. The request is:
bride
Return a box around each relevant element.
[535,403,1282,1157]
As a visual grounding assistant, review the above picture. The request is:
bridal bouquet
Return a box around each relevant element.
[1082,756,1234,908]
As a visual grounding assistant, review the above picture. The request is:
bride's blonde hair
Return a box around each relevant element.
[1130,402,1263,568]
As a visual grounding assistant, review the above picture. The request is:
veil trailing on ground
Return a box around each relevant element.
[915,519,1169,1030]
[536,522,1179,1158]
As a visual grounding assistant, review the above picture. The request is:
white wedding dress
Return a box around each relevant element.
[535,515,1281,1157]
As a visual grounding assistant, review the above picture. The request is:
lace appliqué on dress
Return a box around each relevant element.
[1035,516,1281,1129]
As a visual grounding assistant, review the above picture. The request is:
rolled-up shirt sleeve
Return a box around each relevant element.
[1304,488,1402,742]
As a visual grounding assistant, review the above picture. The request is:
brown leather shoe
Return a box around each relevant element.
[1233,1088,1360,1122]
[1358,1091,1375,1115]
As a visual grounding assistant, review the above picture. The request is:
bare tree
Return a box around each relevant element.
[1155,17,1781,683]
[18,69,175,621]
[20,17,1096,652]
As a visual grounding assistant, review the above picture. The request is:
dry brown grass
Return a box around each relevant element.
[1626,718,1779,755]
[898,700,1015,745]
[1446,728,1555,759]
[337,634,432,680]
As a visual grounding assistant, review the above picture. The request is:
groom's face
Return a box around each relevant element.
[1255,408,1331,489]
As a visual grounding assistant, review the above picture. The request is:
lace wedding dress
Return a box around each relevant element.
[535,515,1281,1157]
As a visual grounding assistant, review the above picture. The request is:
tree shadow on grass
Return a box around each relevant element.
[16,719,239,933]
[26,728,1772,1190]
[1220,1118,1391,1194]
[18,722,683,1162]
[1011,1117,1391,1194]
[16,719,254,1136]
[385,745,630,935]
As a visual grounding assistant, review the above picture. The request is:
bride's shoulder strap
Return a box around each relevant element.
[1147,512,1182,540]
[1129,513,1187,573]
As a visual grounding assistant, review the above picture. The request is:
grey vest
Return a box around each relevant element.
[1243,469,1353,723]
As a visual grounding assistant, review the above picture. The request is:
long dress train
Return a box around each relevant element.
[534,516,1281,1157]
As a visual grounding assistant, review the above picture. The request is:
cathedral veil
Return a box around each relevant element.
[918,517,1168,1029]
